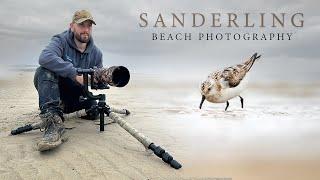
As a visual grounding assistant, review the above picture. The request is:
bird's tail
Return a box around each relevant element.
[243,52,261,72]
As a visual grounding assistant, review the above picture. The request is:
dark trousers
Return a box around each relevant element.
[33,67,97,119]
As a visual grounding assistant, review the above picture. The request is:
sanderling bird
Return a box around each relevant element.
[199,53,261,111]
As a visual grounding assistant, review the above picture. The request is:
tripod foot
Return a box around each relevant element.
[148,143,182,169]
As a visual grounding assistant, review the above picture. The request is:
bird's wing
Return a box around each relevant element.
[222,52,261,88]
[221,65,247,88]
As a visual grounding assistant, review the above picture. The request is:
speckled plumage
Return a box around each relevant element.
[200,53,261,110]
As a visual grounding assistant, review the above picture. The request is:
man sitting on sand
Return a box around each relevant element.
[33,10,103,151]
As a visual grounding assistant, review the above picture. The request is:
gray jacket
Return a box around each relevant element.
[39,29,103,80]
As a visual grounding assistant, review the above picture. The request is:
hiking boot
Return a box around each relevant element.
[37,112,65,151]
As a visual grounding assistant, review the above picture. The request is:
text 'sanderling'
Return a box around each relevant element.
[138,12,304,41]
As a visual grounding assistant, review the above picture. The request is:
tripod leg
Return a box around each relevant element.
[100,111,104,131]
[110,107,130,115]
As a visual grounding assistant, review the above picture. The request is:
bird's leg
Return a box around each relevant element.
[225,101,229,111]
[239,96,244,108]
[199,95,205,109]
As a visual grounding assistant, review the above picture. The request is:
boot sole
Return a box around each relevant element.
[37,139,63,152]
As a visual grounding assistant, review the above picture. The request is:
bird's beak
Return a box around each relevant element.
[199,95,205,109]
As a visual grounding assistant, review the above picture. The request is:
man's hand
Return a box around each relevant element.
[75,75,84,85]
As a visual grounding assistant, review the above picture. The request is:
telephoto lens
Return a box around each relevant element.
[93,66,130,87]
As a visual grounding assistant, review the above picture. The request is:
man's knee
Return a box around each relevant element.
[34,67,59,90]
[34,67,61,114]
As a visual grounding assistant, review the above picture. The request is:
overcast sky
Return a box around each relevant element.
[0,0,319,83]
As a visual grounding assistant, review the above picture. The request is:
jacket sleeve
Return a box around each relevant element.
[39,36,77,80]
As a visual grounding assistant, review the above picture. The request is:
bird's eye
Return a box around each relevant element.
[208,88,211,91]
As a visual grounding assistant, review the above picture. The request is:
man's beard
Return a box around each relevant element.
[74,32,90,43]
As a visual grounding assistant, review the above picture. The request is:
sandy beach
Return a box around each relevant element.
[1,71,320,180]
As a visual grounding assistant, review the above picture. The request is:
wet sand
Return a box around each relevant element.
[0,72,320,179]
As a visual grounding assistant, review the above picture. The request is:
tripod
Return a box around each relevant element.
[11,67,182,169]
[77,69,182,169]
[76,68,129,131]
